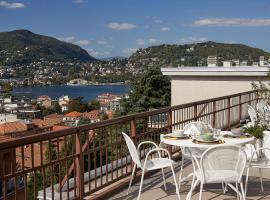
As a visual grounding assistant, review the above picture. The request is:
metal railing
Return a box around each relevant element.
[0,90,258,200]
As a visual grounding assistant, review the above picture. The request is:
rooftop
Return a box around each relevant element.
[161,66,270,76]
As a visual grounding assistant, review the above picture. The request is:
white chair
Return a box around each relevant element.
[245,132,270,196]
[257,100,267,116]
[187,145,247,200]
[247,105,257,127]
[122,132,180,200]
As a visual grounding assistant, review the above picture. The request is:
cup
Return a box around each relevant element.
[172,130,184,137]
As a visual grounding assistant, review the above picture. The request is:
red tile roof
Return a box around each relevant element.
[0,121,26,135]
[65,111,82,118]
[45,113,63,119]
[82,110,101,120]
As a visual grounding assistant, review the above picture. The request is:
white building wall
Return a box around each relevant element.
[162,67,270,106]
[170,76,268,106]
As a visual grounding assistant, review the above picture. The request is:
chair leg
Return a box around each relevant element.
[259,168,264,192]
[222,182,225,194]
[161,168,167,190]
[240,182,245,200]
[187,179,199,200]
[245,167,250,196]
[137,168,145,200]
[236,183,239,200]
[199,182,203,200]
[178,151,185,186]
[127,164,136,195]
[170,165,181,200]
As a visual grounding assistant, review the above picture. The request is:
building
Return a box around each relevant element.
[222,61,232,67]
[63,111,82,126]
[110,97,122,111]
[37,95,52,108]
[97,93,118,104]
[240,61,248,66]
[58,95,70,112]
[207,55,217,67]
[260,56,265,66]
[161,66,270,105]
[232,59,240,66]
[0,113,18,124]
[82,110,101,123]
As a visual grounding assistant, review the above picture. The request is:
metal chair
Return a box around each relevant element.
[245,133,270,196]
[187,145,247,200]
[122,132,180,200]
[247,105,258,127]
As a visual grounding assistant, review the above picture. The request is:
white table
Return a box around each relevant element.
[161,131,255,200]
[161,131,255,149]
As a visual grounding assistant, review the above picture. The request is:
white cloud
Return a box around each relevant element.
[74,40,89,45]
[136,39,146,46]
[58,36,89,46]
[87,48,111,57]
[105,44,113,48]
[73,0,84,3]
[178,37,208,44]
[148,38,159,44]
[160,26,170,31]
[58,36,75,43]
[107,22,136,30]
[154,19,162,24]
[193,18,270,27]
[0,1,25,9]
[122,48,138,55]
[97,40,108,45]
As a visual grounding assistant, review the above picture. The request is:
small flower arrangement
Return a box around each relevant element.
[244,122,267,139]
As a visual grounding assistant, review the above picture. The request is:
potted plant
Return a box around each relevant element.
[244,122,267,150]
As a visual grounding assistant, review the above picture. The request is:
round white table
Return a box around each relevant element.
[161,131,255,149]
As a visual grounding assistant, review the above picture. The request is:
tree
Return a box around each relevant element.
[88,99,100,111]
[67,97,88,113]
[121,67,171,114]
[1,82,13,94]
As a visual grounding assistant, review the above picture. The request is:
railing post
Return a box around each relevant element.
[227,98,231,130]
[130,118,136,141]
[167,109,173,156]
[75,130,84,199]
[167,108,172,132]
[212,100,216,128]
[194,105,197,121]
[239,94,242,122]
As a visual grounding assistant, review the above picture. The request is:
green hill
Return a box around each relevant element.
[128,41,270,69]
[0,29,94,64]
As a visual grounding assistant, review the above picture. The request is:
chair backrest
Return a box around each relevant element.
[248,105,257,126]
[263,133,270,160]
[200,145,246,183]
[122,132,142,168]
[183,121,212,136]
[256,100,267,114]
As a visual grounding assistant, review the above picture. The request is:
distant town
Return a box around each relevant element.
[0,91,128,139]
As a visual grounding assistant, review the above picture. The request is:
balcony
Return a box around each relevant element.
[0,90,264,200]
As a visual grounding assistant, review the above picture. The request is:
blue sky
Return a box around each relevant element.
[0,0,270,58]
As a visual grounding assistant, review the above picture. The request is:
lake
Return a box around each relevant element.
[13,85,130,101]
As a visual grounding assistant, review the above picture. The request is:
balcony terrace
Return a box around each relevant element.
[0,90,266,200]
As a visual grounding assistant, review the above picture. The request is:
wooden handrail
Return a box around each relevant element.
[0,90,258,150]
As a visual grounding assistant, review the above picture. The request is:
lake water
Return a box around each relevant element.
[13,85,130,101]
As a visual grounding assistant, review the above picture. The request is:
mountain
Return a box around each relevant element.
[0,29,95,64]
[128,41,270,69]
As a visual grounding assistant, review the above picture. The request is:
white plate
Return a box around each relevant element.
[195,137,219,143]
